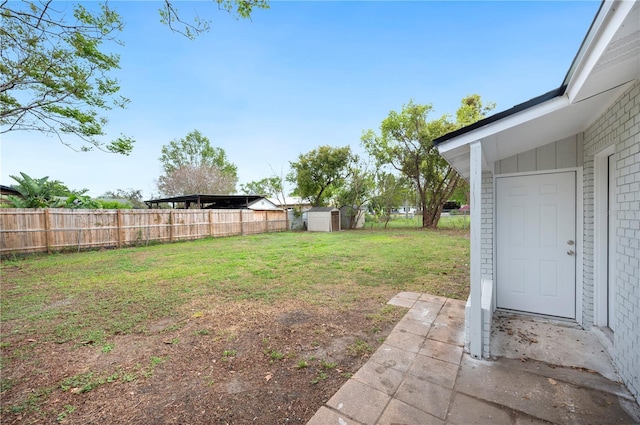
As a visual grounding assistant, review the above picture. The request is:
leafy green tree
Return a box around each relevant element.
[0,1,134,154]
[240,177,283,197]
[240,175,289,206]
[336,158,375,229]
[101,188,145,209]
[159,0,269,39]
[369,172,411,228]
[159,130,237,175]
[157,130,238,195]
[448,94,495,207]
[0,0,267,154]
[41,180,88,198]
[240,172,289,227]
[63,194,102,209]
[287,145,353,207]
[455,94,496,127]
[362,96,494,228]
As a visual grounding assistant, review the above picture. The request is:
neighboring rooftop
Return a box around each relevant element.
[0,185,21,197]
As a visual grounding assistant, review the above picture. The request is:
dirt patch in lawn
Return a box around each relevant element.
[1,298,406,424]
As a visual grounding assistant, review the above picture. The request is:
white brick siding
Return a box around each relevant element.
[481,171,494,281]
[583,81,640,402]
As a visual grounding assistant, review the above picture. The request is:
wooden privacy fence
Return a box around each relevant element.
[0,208,287,255]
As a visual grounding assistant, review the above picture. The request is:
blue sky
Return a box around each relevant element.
[1,1,601,198]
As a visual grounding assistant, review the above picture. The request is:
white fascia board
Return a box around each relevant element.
[566,1,636,103]
[436,95,570,154]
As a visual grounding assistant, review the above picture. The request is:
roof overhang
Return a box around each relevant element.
[435,0,639,180]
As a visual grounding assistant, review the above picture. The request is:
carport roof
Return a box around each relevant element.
[144,194,265,209]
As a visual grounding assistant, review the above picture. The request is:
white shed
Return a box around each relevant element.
[307,207,340,232]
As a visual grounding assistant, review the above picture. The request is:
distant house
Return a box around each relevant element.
[393,205,416,216]
[307,207,340,232]
[434,1,639,404]
[268,196,313,211]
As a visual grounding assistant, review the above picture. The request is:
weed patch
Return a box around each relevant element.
[347,339,372,357]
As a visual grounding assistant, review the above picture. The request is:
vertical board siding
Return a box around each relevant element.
[496,135,583,174]
[0,208,287,255]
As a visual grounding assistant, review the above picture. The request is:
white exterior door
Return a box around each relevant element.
[496,172,576,318]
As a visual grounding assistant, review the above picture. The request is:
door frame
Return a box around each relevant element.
[594,145,616,329]
[493,167,583,325]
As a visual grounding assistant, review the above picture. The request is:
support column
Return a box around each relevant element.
[469,141,483,358]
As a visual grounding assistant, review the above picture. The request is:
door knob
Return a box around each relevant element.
[567,250,575,256]
[567,240,574,245]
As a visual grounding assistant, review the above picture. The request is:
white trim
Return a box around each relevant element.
[565,1,636,103]
[494,166,581,179]
[492,162,498,313]
[563,1,613,87]
[594,145,616,327]
[576,167,584,327]
[437,96,570,154]
[469,141,483,358]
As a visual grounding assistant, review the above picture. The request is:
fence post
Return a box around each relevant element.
[239,209,244,235]
[169,210,174,242]
[209,210,214,237]
[116,209,123,248]
[43,208,52,254]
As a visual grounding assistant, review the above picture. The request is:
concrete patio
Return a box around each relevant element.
[307,292,640,425]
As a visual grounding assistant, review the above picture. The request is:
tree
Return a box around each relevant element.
[0,0,267,154]
[240,169,289,228]
[240,177,282,197]
[362,96,494,228]
[335,158,375,229]
[287,145,353,207]
[0,1,134,154]
[157,130,238,196]
[159,130,237,175]
[369,172,411,228]
[449,94,496,207]
[157,165,237,196]
[157,164,237,196]
[159,0,269,39]
[101,188,145,208]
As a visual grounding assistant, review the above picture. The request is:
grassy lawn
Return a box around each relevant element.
[366,214,471,230]
[1,229,469,344]
[0,228,469,423]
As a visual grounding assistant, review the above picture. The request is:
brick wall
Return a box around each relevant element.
[583,80,640,401]
[481,171,494,281]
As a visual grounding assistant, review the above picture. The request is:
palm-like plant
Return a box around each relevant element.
[6,172,65,208]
